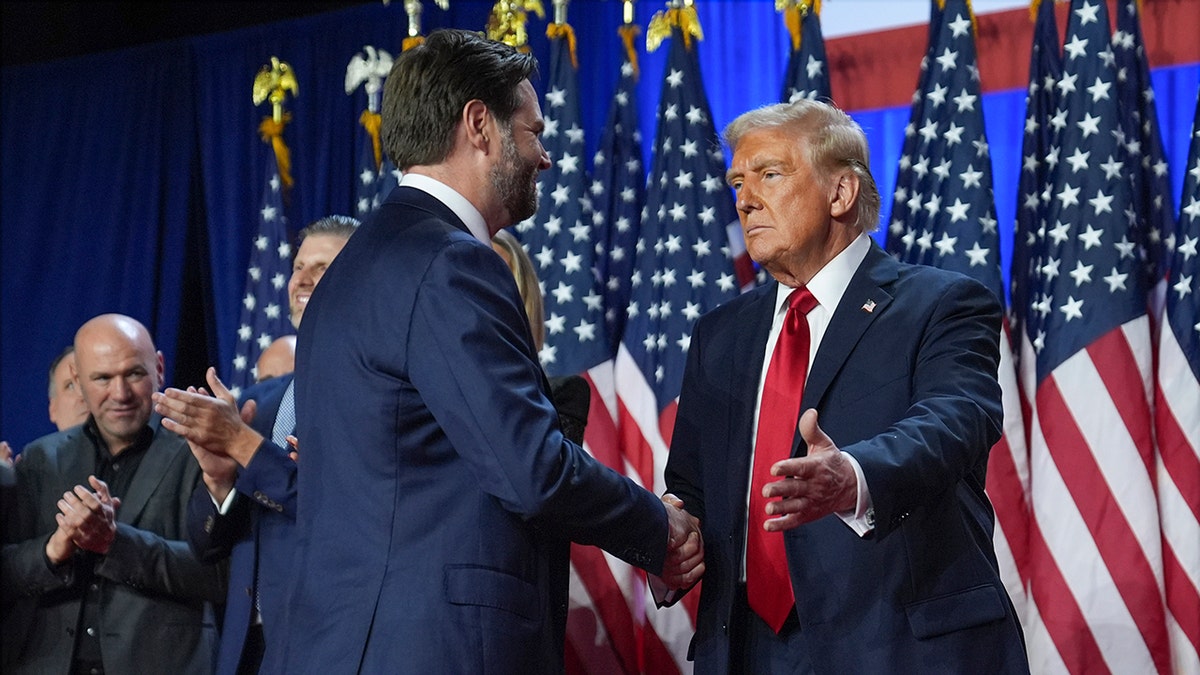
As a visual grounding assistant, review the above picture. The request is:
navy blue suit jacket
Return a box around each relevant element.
[282,186,669,674]
[666,243,1029,673]
[186,373,297,675]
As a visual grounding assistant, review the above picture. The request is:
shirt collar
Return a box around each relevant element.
[772,232,872,316]
[399,173,491,244]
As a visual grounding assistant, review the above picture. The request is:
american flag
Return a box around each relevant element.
[779,0,831,104]
[353,115,400,218]
[1011,0,1061,367]
[1022,1,1170,672]
[346,46,400,218]
[612,18,743,673]
[882,0,1033,633]
[512,25,610,376]
[591,27,647,358]
[1008,0,1063,656]
[888,0,940,257]
[1113,0,1174,293]
[229,155,294,399]
[1154,90,1200,674]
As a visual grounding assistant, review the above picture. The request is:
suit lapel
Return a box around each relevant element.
[115,421,176,525]
[727,284,778,517]
[56,428,94,490]
[802,244,898,413]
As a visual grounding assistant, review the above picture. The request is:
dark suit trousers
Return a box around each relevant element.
[730,585,814,675]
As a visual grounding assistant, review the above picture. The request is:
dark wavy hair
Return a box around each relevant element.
[381,29,538,170]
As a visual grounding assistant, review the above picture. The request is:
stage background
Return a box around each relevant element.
[1,0,1196,469]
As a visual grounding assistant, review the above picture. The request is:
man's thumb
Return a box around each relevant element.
[798,409,832,453]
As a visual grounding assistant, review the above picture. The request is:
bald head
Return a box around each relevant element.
[256,335,296,382]
[74,314,163,453]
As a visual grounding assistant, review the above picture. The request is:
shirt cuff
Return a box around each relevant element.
[836,451,875,537]
[211,488,239,514]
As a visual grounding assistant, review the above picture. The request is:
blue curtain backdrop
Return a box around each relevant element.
[2,0,1197,450]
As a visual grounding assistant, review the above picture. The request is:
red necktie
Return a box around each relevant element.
[746,286,818,633]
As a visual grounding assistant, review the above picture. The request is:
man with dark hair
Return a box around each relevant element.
[48,344,89,431]
[1,314,223,674]
[662,99,1028,673]
[154,215,359,675]
[279,29,704,673]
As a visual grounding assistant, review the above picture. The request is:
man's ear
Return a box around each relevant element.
[829,170,861,220]
[462,99,493,153]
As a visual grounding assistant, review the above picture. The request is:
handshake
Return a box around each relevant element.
[660,493,705,591]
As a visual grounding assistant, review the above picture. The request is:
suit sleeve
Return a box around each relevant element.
[96,471,227,603]
[234,440,298,518]
[408,240,669,573]
[843,276,1004,539]
[185,484,251,562]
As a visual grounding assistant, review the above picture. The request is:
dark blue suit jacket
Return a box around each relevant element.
[666,243,1029,673]
[282,186,669,674]
[186,374,297,675]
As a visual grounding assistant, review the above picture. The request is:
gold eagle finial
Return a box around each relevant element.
[486,0,546,51]
[252,56,299,123]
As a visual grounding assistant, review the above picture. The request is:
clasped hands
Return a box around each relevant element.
[660,494,704,590]
[45,476,120,565]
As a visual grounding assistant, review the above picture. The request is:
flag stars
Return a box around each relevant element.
[1077,112,1102,138]
[1059,296,1084,321]
[1172,274,1194,300]
[1088,189,1114,215]
[560,250,583,274]
[948,13,971,38]
[666,69,684,88]
[935,47,958,71]
[1064,34,1089,60]
[545,87,566,108]
[1103,267,1129,292]
[934,232,958,256]
[952,89,977,112]
[946,198,970,223]
[1078,224,1104,249]
[1068,261,1094,286]
[1086,77,1112,102]
[959,164,983,189]
[1065,148,1091,173]
[965,242,990,267]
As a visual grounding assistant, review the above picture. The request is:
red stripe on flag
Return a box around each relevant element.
[1162,540,1200,655]
[1026,509,1108,673]
[1086,330,1156,475]
[616,400,657,492]
[986,434,1031,581]
[568,543,640,673]
[638,607,684,675]
[658,401,677,455]
[1036,375,1171,674]
[1154,387,1200,523]
[582,372,624,472]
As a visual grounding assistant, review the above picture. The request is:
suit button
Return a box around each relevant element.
[86,626,97,637]
[246,587,253,597]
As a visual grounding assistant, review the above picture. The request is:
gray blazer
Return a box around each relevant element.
[1,420,225,674]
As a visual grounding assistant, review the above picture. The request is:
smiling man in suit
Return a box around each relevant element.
[278,29,704,674]
[153,215,359,675]
[662,99,1029,673]
[0,314,224,675]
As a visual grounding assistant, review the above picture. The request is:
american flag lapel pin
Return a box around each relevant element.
[861,299,876,313]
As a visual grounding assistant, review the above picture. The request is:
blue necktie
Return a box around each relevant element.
[272,381,295,446]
